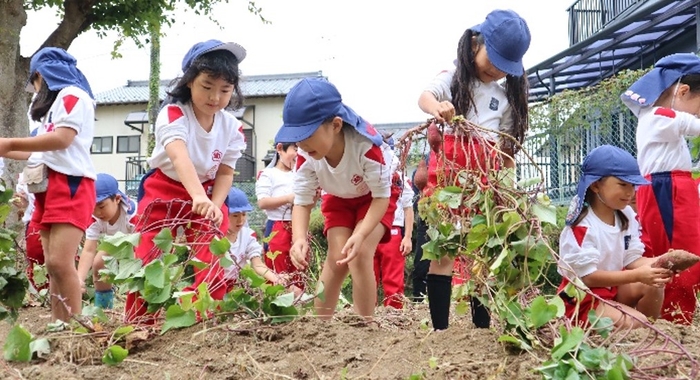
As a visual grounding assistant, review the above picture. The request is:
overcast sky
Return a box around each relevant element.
[21,0,571,124]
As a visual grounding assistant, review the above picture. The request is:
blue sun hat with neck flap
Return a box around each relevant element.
[25,47,94,98]
[274,78,383,146]
[565,145,649,226]
[621,53,700,116]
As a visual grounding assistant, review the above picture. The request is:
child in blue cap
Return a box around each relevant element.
[0,47,96,322]
[77,173,138,309]
[275,78,399,320]
[417,9,531,330]
[255,141,304,289]
[621,53,700,324]
[126,39,247,322]
[222,188,300,294]
[558,145,672,328]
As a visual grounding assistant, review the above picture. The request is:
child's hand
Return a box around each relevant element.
[636,265,673,287]
[315,188,322,203]
[79,279,87,294]
[400,237,412,257]
[11,192,28,210]
[338,233,365,265]
[290,239,310,270]
[191,195,222,226]
[432,101,455,124]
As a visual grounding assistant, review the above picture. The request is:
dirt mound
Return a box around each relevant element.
[0,303,550,380]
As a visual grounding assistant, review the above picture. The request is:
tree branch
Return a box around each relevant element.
[38,0,98,52]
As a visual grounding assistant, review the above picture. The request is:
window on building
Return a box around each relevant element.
[117,135,141,154]
[91,136,113,154]
[235,129,256,181]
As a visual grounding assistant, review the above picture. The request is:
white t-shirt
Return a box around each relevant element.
[255,167,294,221]
[294,128,393,205]
[558,206,644,281]
[148,102,246,182]
[392,176,415,227]
[423,68,513,140]
[223,226,263,281]
[85,201,138,241]
[636,107,700,175]
[27,86,96,179]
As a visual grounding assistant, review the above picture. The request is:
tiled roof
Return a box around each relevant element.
[374,121,424,138]
[95,71,325,105]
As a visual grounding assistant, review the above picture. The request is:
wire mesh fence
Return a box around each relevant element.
[517,109,638,205]
[234,180,267,232]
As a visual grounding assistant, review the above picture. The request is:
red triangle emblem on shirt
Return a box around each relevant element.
[62,95,79,115]
[654,107,676,118]
[572,226,588,247]
[296,155,306,170]
[364,145,385,165]
[167,105,184,123]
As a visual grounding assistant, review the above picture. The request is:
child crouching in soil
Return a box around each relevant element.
[558,145,672,328]
[223,187,301,296]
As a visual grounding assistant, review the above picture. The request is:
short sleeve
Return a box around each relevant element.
[362,145,392,199]
[52,91,93,133]
[558,225,601,279]
[156,104,189,148]
[293,151,320,205]
[623,208,644,267]
[255,169,274,200]
[244,229,263,260]
[423,69,454,103]
[85,220,102,241]
[399,177,414,208]
[498,102,515,149]
[221,120,246,169]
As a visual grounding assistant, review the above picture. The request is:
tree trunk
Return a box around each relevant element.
[0,0,30,195]
[146,21,161,157]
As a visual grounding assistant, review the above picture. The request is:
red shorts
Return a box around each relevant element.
[321,191,398,244]
[31,168,95,231]
[425,134,499,196]
[558,278,617,325]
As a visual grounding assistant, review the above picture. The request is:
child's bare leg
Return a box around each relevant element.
[42,224,84,322]
[92,251,111,292]
[616,282,665,321]
[595,300,648,329]
[315,227,352,320]
[428,257,455,276]
[347,222,384,318]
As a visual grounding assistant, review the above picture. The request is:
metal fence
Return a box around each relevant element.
[517,109,637,205]
[235,181,268,232]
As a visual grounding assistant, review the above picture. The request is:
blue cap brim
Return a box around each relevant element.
[485,43,524,76]
[274,121,322,144]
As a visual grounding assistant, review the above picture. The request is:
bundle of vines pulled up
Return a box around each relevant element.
[393,117,699,379]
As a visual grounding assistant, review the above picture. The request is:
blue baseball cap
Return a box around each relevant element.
[472,9,531,76]
[274,78,384,146]
[25,47,94,98]
[226,187,253,213]
[621,53,700,116]
[181,39,247,72]
[565,145,650,226]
